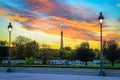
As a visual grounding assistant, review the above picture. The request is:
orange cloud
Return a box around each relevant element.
[0,8,4,12]
[26,0,57,12]
[103,34,120,40]
[24,17,61,34]
[117,4,120,6]
[18,15,119,41]
[8,15,28,22]
[0,8,28,22]
[50,16,100,32]
[21,16,100,41]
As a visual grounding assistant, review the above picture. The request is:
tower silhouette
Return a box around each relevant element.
[60,30,64,50]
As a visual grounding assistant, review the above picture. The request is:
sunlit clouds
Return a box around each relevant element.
[0,0,120,49]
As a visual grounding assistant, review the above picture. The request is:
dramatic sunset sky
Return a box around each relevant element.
[0,0,120,49]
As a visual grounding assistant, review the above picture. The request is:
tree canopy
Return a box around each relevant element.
[75,42,95,66]
[11,36,40,59]
[103,40,120,66]
[0,40,7,47]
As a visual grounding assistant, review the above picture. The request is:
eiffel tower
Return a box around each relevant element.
[60,30,64,51]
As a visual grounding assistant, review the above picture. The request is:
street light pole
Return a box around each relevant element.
[7,22,12,72]
[98,12,105,76]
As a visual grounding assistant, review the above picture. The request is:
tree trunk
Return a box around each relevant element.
[111,61,114,66]
[85,61,87,66]
[42,59,47,64]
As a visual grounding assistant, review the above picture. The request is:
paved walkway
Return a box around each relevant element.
[0,73,120,80]
[1,67,120,76]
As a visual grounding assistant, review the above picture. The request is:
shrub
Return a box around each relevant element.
[24,57,34,65]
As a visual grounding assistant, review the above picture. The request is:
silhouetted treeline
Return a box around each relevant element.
[0,46,9,57]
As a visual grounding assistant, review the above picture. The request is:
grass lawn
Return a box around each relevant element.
[1,62,120,69]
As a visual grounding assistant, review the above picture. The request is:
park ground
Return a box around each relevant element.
[0,73,120,80]
[0,67,120,80]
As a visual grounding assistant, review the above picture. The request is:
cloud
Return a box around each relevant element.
[118,18,120,22]
[0,0,97,25]
[20,15,100,41]
[49,4,97,22]
[117,4,120,6]
[0,8,28,22]
[25,0,97,22]
[104,34,120,40]
[0,0,119,41]
[25,0,57,12]
[50,16,99,32]
[1,0,99,41]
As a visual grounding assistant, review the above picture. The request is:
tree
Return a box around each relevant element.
[64,46,72,51]
[76,48,95,66]
[0,46,9,63]
[0,41,8,63]
[70,51,77,61]
[118,48,120,61]
[11,36,39,59]
[24,40,39,58]
[103,40,120,66]
[40,43,51,49]
[94,49,100,59]
[60,50,72,60]
[0,40,7,47]
[75,42,95,66]
[80,42,89,49]
[38,48,58,64]
[0,47,9,57]
[11,36,31,59]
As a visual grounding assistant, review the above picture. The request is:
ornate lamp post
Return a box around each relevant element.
[98,12,105,76]
[7,22,12,72]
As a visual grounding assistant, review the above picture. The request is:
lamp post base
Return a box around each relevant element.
[7,68,12,72]
[99,71,106,76]
[7,59,12,72]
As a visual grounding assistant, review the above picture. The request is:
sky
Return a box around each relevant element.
[0,0,120,49]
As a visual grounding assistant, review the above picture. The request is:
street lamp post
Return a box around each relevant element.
[7,22,12,72]
[98,12,105,76]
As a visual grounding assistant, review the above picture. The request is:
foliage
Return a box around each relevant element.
[70,51,77,61]
[40,43,51,49]
[0,41,9,63]
[64,46,72,51]
[80,42,89,49]
[94,49,100,59]
[38,48,59,64]
[0,46,9,57]
[24,57,34,65]
[24,40,40,58]
[11,36,40,59]
[103,40,120,66]
[0,56,2,63]
[0,40,7,47]
[59,50,72,60]
[76,47,95,66]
